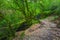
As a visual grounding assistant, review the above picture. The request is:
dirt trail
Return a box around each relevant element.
[13,16,60,40]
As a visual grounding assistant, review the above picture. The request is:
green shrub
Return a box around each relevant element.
[0,0,60,40]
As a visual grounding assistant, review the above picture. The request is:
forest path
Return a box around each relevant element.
[13,16,60,40]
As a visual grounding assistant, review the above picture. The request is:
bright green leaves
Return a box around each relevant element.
[39,0,60,17]
[0,0,60,40]
[0,0,60,30]
[0,0,19,9]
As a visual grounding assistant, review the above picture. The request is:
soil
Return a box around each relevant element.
[13,16,60,40]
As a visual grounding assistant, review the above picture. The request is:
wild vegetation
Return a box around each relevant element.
[0,0,60,40]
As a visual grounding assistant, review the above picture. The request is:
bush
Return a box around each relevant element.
[0,0,60,40]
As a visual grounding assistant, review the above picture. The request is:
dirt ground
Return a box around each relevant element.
[13,16,60,40]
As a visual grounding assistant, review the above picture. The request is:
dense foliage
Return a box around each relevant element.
[0,0,60,40]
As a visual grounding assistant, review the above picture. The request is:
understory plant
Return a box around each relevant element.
[0,0,60,40]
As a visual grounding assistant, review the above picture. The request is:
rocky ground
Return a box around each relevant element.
[13,16,60,40]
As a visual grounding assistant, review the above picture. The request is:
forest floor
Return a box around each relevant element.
[13,16,60,40]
